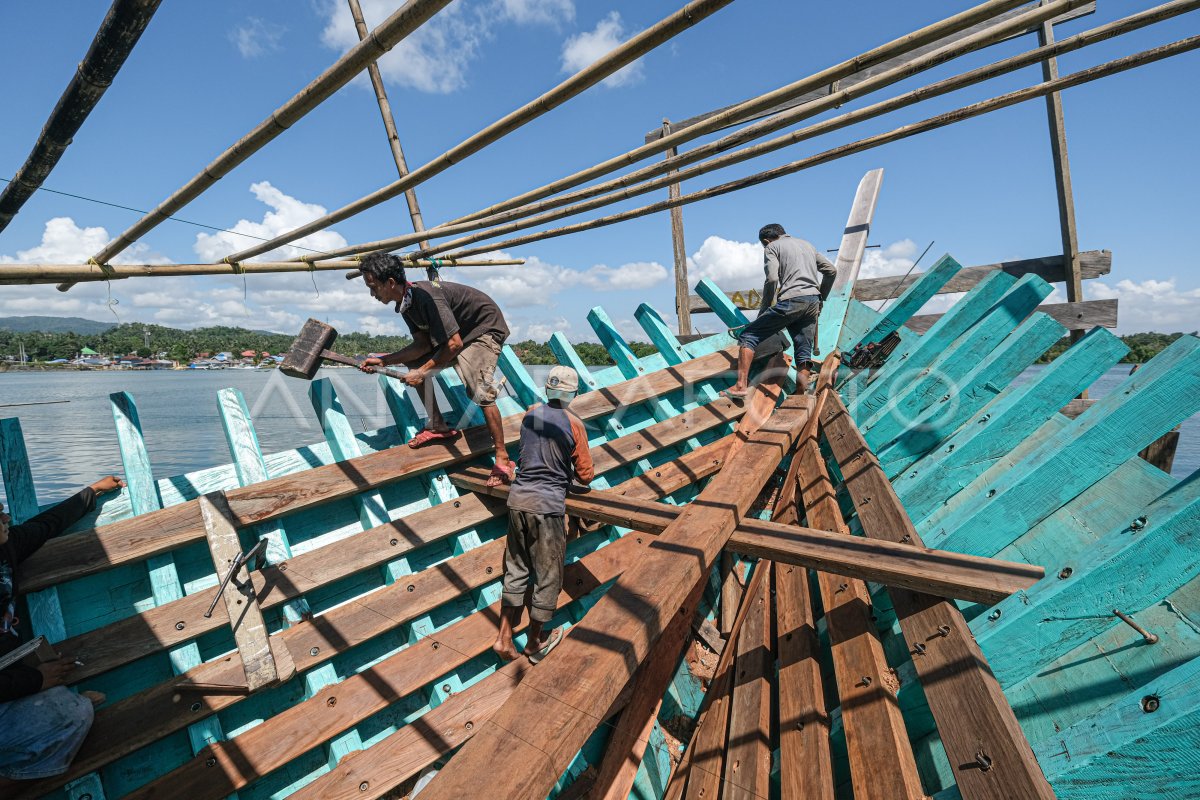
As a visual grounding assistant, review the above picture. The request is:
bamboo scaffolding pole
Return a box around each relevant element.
[0,0,162,234]
[0,259,524,286]
[332,0,1093,261]
[347,0,430,253]
[300,0,1104,263]
[435,35,1200,261]
[62,0,455,289]
[218,0,739,266]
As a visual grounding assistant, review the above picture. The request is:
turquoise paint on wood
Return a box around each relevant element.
[927,335,1200,556]
[892,326,1127,521]
[976,468,1200,688]
[844,270,1015,413]
[111,391,233,763]
[838,253,962,351]
[497,344,544,409]
[856,273,1054,445]
[0,417,107,800]
[695,278,750,330]
[875,312,1067,473]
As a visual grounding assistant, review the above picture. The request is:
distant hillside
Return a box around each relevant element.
[0,316,116,335]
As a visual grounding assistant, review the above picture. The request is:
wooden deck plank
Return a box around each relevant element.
[821,394,1054,799]
[906,298,1117,333]
[415,395,811,800]
[795,423,924,800]
[20,346,740,592]
[723,562,773,800]
[927,334,1200,556]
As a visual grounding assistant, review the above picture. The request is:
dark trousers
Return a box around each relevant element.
[501,509,566,623]
[737,295,821,362]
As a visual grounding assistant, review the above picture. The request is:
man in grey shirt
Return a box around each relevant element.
[724,224,836,398]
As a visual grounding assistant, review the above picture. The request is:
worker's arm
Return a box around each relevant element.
[8,480,122,564]
[816,249,837,301]
[760,243,780,311]
[410,333,464,377]
[567,414,595,485]
[378,331,434,367]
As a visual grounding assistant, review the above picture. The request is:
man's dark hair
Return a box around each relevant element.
[359,252,407,285]
[758,223,786,242]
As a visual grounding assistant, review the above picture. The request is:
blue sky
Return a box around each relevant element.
[1,1,1197,342]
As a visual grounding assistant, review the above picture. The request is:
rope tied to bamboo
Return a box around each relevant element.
[222,256,244,274]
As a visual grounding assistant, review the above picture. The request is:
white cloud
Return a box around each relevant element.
[452,251,667,308]
[859,238,917,280]
[229,18,285,59]
[687,235,761,289]
[561,11,643,88]
[499,0,574,26]
[1089,278,1200,334]
[0,216,168,265]
[193,181,348,263]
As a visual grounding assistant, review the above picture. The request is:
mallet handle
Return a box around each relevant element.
[321,349,408,381]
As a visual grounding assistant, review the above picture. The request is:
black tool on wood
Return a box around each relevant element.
[281,318,408,381]
[203,538,269,619]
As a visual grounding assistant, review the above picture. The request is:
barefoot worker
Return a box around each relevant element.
[0,476,125,784]
[493,367,594,664]
[723,223,837,398]
[357,253,515,484]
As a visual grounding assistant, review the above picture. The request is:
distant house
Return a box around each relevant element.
[80,346,99,357]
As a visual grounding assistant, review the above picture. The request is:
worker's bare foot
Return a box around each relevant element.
[492,636,519,661]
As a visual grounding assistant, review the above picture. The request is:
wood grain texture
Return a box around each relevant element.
[821,393,1054,799]
[904,298,1116,333]
[723,562,773,800]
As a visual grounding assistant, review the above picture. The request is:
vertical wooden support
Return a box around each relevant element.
[218,386,362,767]
[0,417,107,800]
[827,169,884,353]
[724,562,773,800]
[346,0,430,253]
[111,392,233,761]
[1037,12,1084,347]
[663,119,691,336]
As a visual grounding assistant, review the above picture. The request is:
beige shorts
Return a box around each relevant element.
[454,334,503,407]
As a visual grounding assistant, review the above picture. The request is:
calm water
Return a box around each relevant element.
[0,364,1195,505]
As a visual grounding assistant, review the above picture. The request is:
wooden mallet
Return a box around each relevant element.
[280,318,408,381]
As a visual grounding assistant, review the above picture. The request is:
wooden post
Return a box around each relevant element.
[1037,10,1084,349]
[346,0,432,265]
[663,119,692,336]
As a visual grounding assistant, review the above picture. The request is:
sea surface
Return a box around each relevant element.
[0,364,1195,506]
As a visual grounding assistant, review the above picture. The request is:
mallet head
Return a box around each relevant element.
[280,318,337,380]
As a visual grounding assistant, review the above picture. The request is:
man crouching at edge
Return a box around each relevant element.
[356,253,515,486]
[494,366,594,664]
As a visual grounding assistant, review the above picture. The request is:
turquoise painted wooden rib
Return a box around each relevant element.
[927,335,1200,556]
[1034,654,1200,797]
[874,311,1067,473]
[0,417,108,800]
[836,253,961,351]
[855,273,1054,443]
[497,344,544,409]
[843,270,1015,412]
[634,303,727,408]
[977,468,1200,688]
[694,278,750,330]
[111,391,232,760]
[892,326,1127,521]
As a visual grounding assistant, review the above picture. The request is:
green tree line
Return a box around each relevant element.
[0,323,658,367]
[1035,331,1194,364]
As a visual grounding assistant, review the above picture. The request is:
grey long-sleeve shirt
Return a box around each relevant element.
[761,235,837,309]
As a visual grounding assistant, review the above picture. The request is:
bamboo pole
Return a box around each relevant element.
[0,258,524,286]
[217,0,738,265]
[0,0,163,234]
[347,0,430,254]
[430,33,1200,261]
[63,0,454,288]
[305,0,1143,263]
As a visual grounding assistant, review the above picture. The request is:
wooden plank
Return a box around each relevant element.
[643,1,1096,141]
[22,434,738,796]
[416,395,812,800]
[825,169,884,354]
[905,298,1116,333]
[820,393,1055,799]
[665,121,692,336]
[689,249,1111,311]
[20,346,740,593]
[451,467,1042,605]
[795,423,924,800]
[199,492,288,691]
[927,334,1200,556]
[838,253,962,350]
[723,562,773,800]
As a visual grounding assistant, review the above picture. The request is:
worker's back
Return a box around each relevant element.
[764,235,837,303]
[508,402,590,515]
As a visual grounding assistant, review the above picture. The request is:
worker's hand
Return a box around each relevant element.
[359,357,384,374]
[37,655,78,689]
[402,368,427,387]
[89,475,126,495]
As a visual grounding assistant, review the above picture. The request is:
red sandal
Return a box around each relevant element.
[408,428,461,449]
